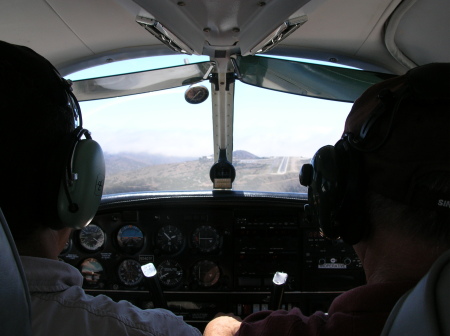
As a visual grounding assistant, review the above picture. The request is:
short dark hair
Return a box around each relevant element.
[342,63,450,245]
[344,63,450,209]
[0,41,75,239]
[366,172,450,247]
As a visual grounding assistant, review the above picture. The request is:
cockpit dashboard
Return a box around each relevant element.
[60,191,364,329]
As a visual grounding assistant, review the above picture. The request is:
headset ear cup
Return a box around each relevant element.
[302,142,367,245]
[57,139,105,229]
[334,140,366,244]
[307,145,341,240]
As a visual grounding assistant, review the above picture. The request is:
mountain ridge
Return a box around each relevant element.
[102,151,310,194]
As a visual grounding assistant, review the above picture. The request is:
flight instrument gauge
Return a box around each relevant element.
[193,260,220,287]
[192,225,220,253]
[156,225,184,253]
[117,225,144,254]
[79,224,105,252]
[80,258,104,287]
[157,259,184,288]
[118,259,144,287]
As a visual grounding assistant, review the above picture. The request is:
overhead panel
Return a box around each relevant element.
[134,0,310,56]
[393,0,450,65]
[46,0,154,55]
[0,0,87,67]
[275,0,405,73]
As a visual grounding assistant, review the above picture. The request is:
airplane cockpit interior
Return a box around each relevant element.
[1,0,449,333]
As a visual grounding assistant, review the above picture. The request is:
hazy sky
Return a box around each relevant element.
[70,55,352,159]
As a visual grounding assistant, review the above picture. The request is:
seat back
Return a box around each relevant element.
[0,208,32,336]
[380,249,450,336]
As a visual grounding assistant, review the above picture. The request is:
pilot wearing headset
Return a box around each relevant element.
[0,40,201,336]
[205,62,450,336]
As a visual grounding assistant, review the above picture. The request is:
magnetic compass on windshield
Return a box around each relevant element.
[191,225,221,253]
[78,224,105,252]
[184,84,209,104]
[156,225,184,254]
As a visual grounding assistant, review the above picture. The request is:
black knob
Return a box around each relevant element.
[299,163,313,186]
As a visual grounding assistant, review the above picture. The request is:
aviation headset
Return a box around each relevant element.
[50,74,105,230]
[0,41,104,230]
[300,63,450,245]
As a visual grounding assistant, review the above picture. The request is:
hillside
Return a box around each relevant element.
[233,150,260,160]
[103,151,310,194]
[104,152,196,175]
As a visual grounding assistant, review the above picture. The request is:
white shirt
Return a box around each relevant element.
[21,256,202,336]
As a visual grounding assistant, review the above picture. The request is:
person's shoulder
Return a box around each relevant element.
[36,289,201,336]
[329,282,415,314]
[70,294,201,335]
[236,308,327,336]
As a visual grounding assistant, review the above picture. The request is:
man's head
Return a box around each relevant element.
[300,63,450,245]
[343,63,450,208]
[0,41,104,240]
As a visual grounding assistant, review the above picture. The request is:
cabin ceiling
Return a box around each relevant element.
[0,0,448,75]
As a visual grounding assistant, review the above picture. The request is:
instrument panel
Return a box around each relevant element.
[63,207,235,291]
[59,191,365,329]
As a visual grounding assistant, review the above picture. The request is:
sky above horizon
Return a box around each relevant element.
[69,55,351,159]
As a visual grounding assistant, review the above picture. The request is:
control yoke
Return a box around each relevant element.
[141,263,168,309]
[269,271,288,310]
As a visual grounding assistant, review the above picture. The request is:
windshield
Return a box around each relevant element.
[68,55,351,194]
